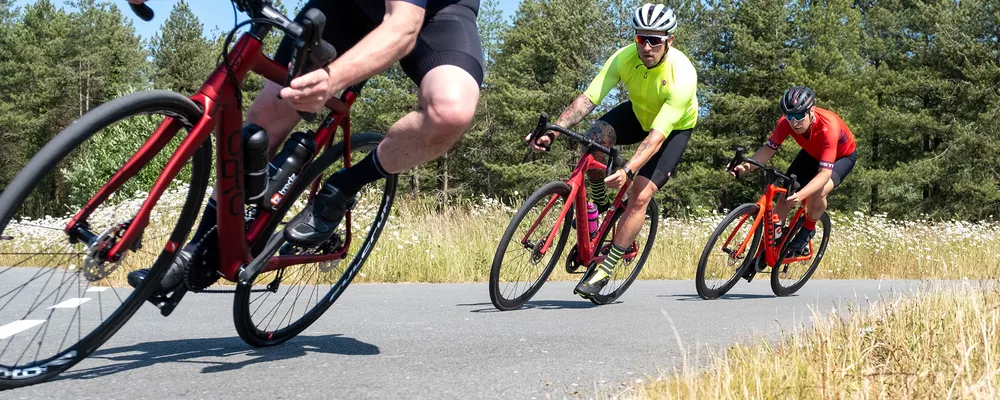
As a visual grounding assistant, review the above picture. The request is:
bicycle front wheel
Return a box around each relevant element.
[0,91,209,389]
[695,203,762,300]
[489,182,573,311]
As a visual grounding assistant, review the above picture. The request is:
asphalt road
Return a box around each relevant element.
[6,279,932,399]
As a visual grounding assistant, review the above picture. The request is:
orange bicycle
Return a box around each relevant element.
[488,115,658,310]
[695,147,830,299]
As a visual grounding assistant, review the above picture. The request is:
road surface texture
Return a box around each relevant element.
[7,279,940,399]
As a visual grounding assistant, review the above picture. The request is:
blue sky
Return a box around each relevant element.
[14,0,523,39]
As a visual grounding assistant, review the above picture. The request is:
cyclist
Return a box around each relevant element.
[127,0,484,293]
[526,3,698,299]
[730,86,858,254]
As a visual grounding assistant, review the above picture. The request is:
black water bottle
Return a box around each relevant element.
[243,124,270,205]
[262,131,317,210]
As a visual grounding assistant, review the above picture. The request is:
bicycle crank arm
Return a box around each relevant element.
[238,232,285,285]
[148,286,189,317]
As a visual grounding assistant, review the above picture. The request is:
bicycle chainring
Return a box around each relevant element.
[184,228,221,291]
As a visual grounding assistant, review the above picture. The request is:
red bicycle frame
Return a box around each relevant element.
[721,184,812,267]
[65,29,359,282]
[520,153,631,265]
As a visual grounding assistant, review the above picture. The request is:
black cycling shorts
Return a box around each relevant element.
[274,0,484,87]
[593,101,692,189]
[786,149,857,188]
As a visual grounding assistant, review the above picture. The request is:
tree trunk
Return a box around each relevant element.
[437,152,449,210]
[409,170,419,198]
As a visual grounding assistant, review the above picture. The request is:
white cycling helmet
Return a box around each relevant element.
[632,3,677,33]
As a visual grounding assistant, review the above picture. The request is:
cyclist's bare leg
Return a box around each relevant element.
[247,81,305,156]
[775,177,834,222]
[804,178,834,220]
[191,81,302,206]
[775,193,791,222]
[376,65,479,173]
[612,176,658,248]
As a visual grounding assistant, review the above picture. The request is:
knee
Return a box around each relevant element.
[631,187,657,210]
[424,84,478,143]
[584,121,616,148]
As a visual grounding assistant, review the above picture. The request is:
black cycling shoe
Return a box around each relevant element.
[785,228,816,256]
[284,183,356,247]
[574,270,610,298]
[127,248,191,294]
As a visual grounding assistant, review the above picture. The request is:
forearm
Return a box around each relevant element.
[555,94,597,130]
[747,146,776,170]
[623,130,666,172]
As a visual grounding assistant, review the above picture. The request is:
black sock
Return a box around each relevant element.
[326,148,390,196]
[188,198,217,247]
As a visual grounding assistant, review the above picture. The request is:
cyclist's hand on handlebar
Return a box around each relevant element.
[785,192,803,207]
[525,131,553,152]
[279,64,338,113]
[604,168,628,189]
[729,163,749,177]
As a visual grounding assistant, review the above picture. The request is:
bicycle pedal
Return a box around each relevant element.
[149,286,189,317]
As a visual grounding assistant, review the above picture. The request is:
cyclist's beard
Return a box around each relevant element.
[646,46,669,69]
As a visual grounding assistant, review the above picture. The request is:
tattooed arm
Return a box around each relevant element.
[527,94,597,151]
[553,94,598,133]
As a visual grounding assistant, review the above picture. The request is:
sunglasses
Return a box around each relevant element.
[785,111,809,122]
[635,34,669,47]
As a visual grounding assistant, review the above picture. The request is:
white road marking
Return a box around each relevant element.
[86,287,109,293]
[0,320,46,339]
[48,298,92,309]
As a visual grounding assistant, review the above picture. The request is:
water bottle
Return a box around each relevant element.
[262,131,317,210]
[587,202,600,239]
[771,214,783,244]
[242,124,269,205]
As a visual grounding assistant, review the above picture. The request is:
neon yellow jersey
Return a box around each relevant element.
[584,45,698,134]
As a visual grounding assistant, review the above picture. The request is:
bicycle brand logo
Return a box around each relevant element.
[222,129,245,216]
[269,173,298,207]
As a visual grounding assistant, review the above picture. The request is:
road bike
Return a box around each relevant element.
[488,115,658,311]
[694,147,830,300]
[0,0,396,389]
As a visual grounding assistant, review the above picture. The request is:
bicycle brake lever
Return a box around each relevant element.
[280,9,339,123]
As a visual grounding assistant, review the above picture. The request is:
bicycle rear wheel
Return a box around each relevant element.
[489,182,573,311]
[695,203,762,300]
[585,198,658,305]
[233,132,396,347]
[0,91,209,389]
[770,212,831,296]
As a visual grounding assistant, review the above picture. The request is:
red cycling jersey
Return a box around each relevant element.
[765,107,857,170]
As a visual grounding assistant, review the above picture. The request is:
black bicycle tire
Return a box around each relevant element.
[0,90,209,389]
[695,203,762,300]
[488,182,573,311]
